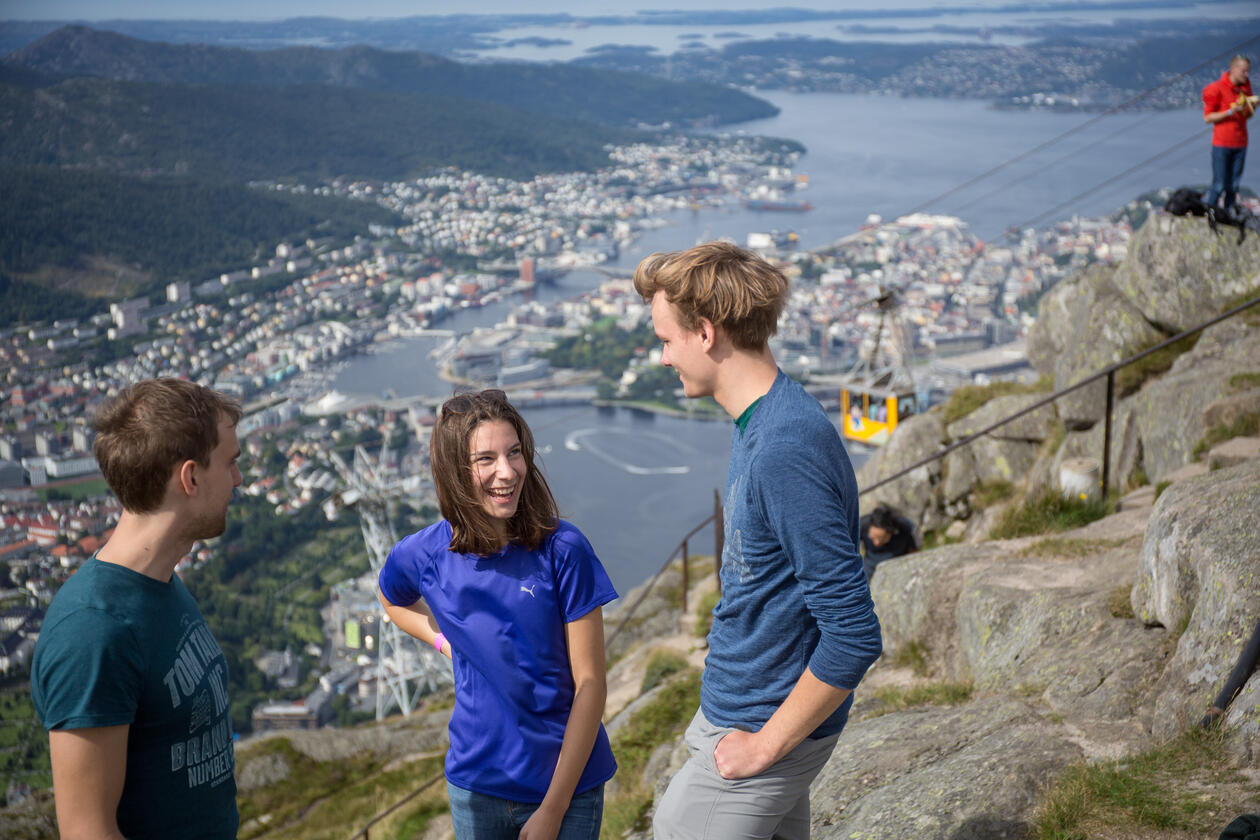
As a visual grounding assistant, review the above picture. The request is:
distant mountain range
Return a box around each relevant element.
[0,26,776,319]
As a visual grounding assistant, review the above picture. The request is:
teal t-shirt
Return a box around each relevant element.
[31,556,238,840]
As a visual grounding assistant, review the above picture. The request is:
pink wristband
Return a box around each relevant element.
[433,633,447,653]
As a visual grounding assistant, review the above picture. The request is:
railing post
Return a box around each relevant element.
[713,488,724,592]
[1101,370,1114,494]
[681,539,689,612]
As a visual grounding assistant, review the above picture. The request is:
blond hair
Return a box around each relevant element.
[632,240,788,351]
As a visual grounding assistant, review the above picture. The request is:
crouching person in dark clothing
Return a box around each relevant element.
[859,505,919,580]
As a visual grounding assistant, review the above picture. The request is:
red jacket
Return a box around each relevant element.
[1203,71,1252,148]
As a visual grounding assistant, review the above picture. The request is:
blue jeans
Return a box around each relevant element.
[447,781,603,840]
[1207,145,1247,211]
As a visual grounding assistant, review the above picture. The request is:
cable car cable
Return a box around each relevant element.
[1007,129,1204,232]
[902,31,1260,217]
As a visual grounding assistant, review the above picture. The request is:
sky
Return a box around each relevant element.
[0,0,1168,22]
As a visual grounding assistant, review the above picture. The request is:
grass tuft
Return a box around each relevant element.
[973,480,1014,506]
[1107,585,1135,619]
[640,649,689,694]
[603,669,701,838]
[1017,537,1130,559]
[866,681,974,717]
[921,528,962,550]
[941,378,1052,425]
[1228,371,1260,392]
[890,639,931,677]
[1193,410,1260,459]
[1115,332,1200,398]
[989,490,1114,540]
[1032,727,1234,840]
[693,588,720,638]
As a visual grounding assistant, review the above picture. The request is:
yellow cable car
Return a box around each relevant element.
[841,385,919,447]
[836,284,918,447]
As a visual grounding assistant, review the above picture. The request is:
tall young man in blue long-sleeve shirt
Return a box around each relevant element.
[635,241,883,840]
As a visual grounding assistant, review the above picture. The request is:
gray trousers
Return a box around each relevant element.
[653,709,839,840]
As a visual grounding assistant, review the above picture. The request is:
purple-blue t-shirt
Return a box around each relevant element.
[379,519,618,802]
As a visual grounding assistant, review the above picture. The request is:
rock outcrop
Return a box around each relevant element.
[1027,263,1164,429]
[1110,212,1260,333]
[861,213,1260,542]
[1132,456,1260,746]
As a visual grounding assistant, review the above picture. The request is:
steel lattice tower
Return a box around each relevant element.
[326,446,451,720]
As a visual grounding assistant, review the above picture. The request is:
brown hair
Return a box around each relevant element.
[92,378,242,514]
[632,240,789,351]
[430,390,558,556]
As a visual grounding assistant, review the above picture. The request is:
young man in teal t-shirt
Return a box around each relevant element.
[634,242,883,840]
[31,379,244,840]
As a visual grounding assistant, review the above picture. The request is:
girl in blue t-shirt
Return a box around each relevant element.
[379,389,618,840]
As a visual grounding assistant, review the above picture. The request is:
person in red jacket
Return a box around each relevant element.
[1203,55,1254,213]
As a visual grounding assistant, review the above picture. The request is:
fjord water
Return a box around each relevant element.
[336,90,1204,591]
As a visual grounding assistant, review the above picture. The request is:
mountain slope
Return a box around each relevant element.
[0,166,402,323]
[0,75,632,180]
[3,25,778,127]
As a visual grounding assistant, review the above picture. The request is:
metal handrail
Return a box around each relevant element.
[352,772,443,840]
[860,293,1260,497]
[349,294,1260,838]
[609,506,720,649]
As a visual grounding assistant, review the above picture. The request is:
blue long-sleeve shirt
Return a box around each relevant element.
[702,370,883,738]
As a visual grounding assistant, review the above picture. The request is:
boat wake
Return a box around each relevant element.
[563,428,692,476]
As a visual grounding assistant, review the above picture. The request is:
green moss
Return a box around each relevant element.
[1032,727,1237,839]
[941,377,1053,425]
[988,491,1115,540]
[1153,480,1171,500]
[1044,420,1068,456]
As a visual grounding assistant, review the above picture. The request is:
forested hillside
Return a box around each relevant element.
[3,25,778,128]
[0,167,402,323]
